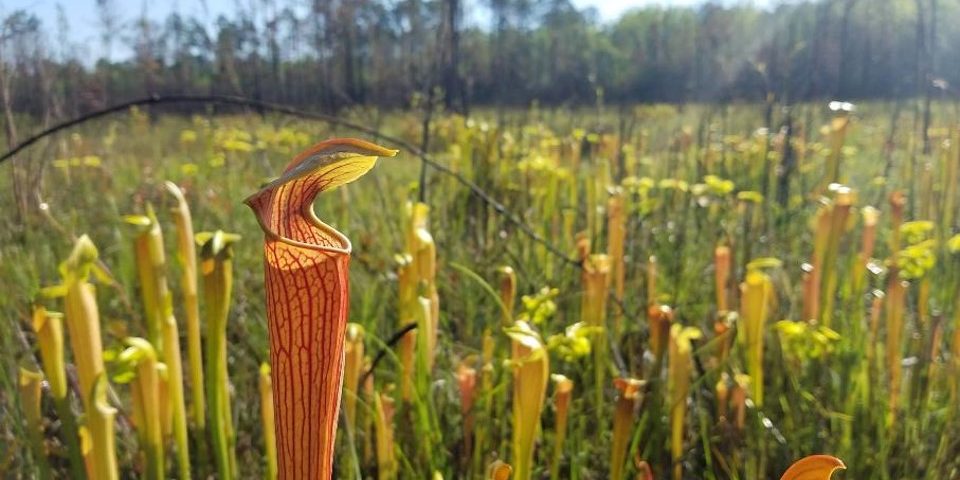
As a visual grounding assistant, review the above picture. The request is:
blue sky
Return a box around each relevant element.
[3,0,777,60]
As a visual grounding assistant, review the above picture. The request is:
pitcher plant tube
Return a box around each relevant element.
[31,306,86,479]
[19,367,52,480]
[260,363,279,480]
[548,374,573,480]
[740,268,774,407]
[40,235,116,479]
[244,138,397,479]
[116,338,166,480]
[198,229,242,479]
[125,206,191,479]
[668,324,703,480]
[88,373,119,480]
[611,377,644,480]
[397,201,440,399]
[506,321,550,480]
[165,181,206,433]
[343,323,365,435]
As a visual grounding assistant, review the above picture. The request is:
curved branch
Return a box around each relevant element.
[359,322,418,387]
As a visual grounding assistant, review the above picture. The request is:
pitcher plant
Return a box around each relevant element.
[245,138,397,479]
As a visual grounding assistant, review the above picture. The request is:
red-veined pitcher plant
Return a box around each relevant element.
[245,138,397,479]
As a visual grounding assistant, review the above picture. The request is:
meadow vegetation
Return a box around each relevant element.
[1,100,960,479]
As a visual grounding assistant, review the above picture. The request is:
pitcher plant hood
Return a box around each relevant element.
[245,138,398,253]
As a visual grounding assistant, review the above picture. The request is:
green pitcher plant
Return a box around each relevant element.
[197,229,241,479]
[165,181,206,433]
[125,204,192,479]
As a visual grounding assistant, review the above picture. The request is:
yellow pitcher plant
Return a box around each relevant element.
[41,235,116,479]
[607,190,626,335]
[398,201,440,399]
[125,206,191,479]
[165,181,205,433]
[19,367,51,479]
[88,374,119,480]
[31,306,86,478]
[343,323,365,434]
[819,184,855,327]
[116,338,166,480]
[260,363,278,480]
[374,391,398,480]
[506,321,549,480]
[668,324,703,480]
[580,252,611,407]
[198,230,241,479]
[740,268,773,407]
[549,374,573,480]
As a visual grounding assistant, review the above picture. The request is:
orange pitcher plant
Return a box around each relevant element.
[245,138,397,479]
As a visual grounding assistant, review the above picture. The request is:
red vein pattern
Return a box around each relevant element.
[245,138,396,479]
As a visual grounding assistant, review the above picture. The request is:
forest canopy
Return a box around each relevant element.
[1,0,956,118]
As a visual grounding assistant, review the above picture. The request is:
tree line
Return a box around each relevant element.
[0,0,957,124]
